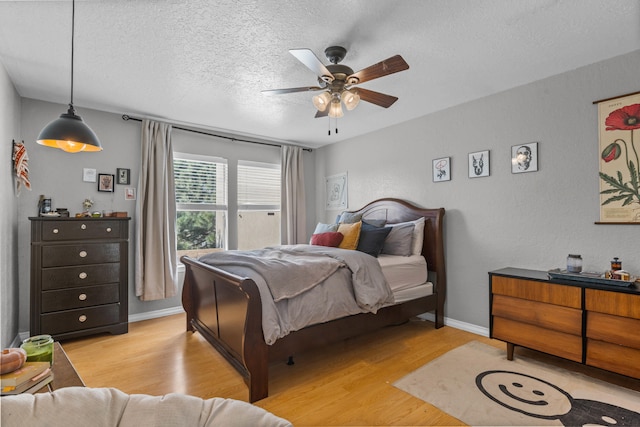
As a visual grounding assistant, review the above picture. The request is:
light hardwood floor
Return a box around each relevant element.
[61,314,640,426]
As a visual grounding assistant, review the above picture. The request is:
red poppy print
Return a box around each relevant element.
[605,103,640,131]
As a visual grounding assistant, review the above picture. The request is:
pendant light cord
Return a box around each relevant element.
[70,0,75,107]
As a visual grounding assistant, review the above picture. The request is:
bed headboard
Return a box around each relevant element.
[346,198,446,290]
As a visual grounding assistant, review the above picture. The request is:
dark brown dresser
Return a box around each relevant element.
[30,217,130,340]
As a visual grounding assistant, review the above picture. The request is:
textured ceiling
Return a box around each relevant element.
[1,0,639,149]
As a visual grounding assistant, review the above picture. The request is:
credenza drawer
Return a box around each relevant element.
[586,289,640,319]
[491,276,581,308]
[41,264,120,290]
[41,220,122,241]
[492,294,582,335]
[42,243,120,267]
[493,317,582,362]
[587,311,640,350]
[41,284,120,313]
[586,339,640,379]
[41,304,121,335]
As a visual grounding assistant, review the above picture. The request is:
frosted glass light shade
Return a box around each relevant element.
[342,89,360,110]
[328,100,344,118]
[312,92,331,112]
[37,106,102,153]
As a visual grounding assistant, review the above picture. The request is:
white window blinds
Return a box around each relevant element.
[238,160,280,210]
[174,153,228,210]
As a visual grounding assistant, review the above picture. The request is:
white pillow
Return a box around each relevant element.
[411,217,425,255]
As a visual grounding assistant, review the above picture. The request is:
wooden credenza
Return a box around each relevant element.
[490,267,640,379]
[30,217,130,340]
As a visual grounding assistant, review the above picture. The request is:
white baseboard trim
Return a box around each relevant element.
[418,313,489,337]
[128,306,185,323]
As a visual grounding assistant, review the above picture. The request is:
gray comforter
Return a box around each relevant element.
[198,244,394,344]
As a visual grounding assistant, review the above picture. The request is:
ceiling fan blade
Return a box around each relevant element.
[348,55,409,84]
[261,86,324,95]
[289,49,334,82]
[357,88,398,108]
[314,109,329,118]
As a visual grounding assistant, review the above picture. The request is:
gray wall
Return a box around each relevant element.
[315,50,640,330]
[0,62,20,347]
[15,100,315,336]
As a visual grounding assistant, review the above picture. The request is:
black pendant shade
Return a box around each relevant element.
[37,104,102,153]
[36,0,102,153]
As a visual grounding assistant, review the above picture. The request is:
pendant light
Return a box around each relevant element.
[37,0,102,153]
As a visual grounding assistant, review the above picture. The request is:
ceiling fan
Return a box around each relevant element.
[262,46,409,119]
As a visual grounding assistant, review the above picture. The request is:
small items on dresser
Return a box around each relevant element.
[566,254,583,273]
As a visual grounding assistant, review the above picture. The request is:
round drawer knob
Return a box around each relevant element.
[79,250,87,258]
[79,272,87,279]
[81,224,87,230]
[78,315,87,323]
[78,293,87,301]
[53,228,59,234]
[106,227,112,233]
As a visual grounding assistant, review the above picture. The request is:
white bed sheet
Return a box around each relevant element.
[378,254,428,291]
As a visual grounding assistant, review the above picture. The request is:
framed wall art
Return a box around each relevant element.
[432,157,451,182]
[511,142,538,174]
[594,91,640,223]
[468,150,490,178]
[82,168,96,183]
[326,172,347,210]
[98,174,115,192]
[117,168,130,185]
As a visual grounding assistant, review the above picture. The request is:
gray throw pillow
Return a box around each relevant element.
[381,223,414,256]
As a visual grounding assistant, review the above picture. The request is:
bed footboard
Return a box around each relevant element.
[181,255,269,402]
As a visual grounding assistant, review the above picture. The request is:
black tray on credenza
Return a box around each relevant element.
[548,268,636,288]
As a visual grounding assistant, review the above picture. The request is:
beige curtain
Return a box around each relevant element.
[135,120,178,300]
[281,145,306,244]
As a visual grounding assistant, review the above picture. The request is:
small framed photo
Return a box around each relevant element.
[83,168,97,183]
[117,168,130,185]
[468,150,490,178]
[124,187,136,200]
[98,174,115,192]
[512,142,538,173]
[432,157,451,182]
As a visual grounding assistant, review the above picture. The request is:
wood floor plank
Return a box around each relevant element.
[60,314,640,426]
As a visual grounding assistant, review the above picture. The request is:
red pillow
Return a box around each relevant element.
[310,232,344,247]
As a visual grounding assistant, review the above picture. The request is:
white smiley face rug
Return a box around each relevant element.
[394,341,640,426]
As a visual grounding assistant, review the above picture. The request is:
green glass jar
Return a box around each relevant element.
[21,334,54,365]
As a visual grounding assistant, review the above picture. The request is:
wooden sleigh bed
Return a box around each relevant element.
[181,198,446,402]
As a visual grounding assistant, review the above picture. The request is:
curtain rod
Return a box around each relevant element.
[121,115,312,152]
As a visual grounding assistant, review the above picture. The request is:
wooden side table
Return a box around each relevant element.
[37,342,84,393]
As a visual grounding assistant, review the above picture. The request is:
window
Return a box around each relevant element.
[237,160,281,250]
[174,153,227,259]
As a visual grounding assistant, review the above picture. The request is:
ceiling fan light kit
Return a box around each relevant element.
[263,45,409,133]
[37,0,102,153]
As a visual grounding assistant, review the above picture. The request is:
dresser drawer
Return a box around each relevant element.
[586,339,640,379]
[492,294,582,335]
[493,317,582,362]
[42,243,120,267]
[585,289,640,319]
[491,276,581,308]
[41,284,120,313]
[41,264,120,290]
[586,311,640,350]
[41,304,121,335]
[41,220,122,241]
